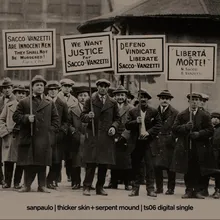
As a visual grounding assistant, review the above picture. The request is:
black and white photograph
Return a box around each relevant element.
[0,0,219,219]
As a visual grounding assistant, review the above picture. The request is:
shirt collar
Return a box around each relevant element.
[33,94,43,99]
[160,105,169,112]
[189,107,198,114]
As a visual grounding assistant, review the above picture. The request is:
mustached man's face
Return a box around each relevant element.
[115,93,126,104]
[140,94,149,107]
[159,97,171,107]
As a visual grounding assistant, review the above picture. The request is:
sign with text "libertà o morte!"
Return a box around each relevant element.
[114,35,165,75]
[61,32,113,76]
[166,43,217,83]
[2,29,56,70]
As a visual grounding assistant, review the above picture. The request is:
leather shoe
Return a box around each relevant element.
[2,183,10,189]
[195,192,205,199]
[72,184,81,190]
[125,185,132,191]
[155,188,163,194]
[47,184,56,190]
[90,185,95,190]
[129,188,139,197]
[83,187,91,196]
[182,192,193,199]
[38,187,50,193]
[147,191,157,197]
[213,190,220,199]
[14,184,22,190]
[104,183,112,189]
[165,189,174,195]
[200,189,209,197]
[19,186,31,192]
[0,180,5,185]
[96,188,108,196]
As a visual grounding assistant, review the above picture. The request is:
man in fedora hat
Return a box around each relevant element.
[0,77,16,185]
[107,85,133,191]
[81,79,120,196]
[125,89,162,197]
[0,85,28,189]
[13,75,59,193]
[58,78,78,182]
[45,81,68,190]
[68,86,90,190]
[171,93,214,199]
[153,90,178,195]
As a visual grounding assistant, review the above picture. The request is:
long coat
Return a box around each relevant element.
[0,100,19,162]
[68,103,87,167]
[111,102,134,170]
[12,95,59,166]
[125,105,162,152]
[80,92,120,165]
[170,108,215,176]
[152,105,178,168]
[51,97,68,164]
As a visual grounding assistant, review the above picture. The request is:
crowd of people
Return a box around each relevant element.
[0,75,219,199]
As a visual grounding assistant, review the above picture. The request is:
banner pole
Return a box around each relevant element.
[29,70,33,136]
[138,75,142,137]
[189,83,193,150]
[88,73,95,137]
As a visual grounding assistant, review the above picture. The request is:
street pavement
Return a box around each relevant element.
[0,170,219,219]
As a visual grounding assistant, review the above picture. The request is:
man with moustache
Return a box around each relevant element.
[125,89,162,197]
[68,86,90,190]
[0,85,28,189]
[0,78,16,185]
[109,85,133,190]
[81,79,120,196]
[13,75,59,193]
[46,81,68,189]
[171,93,214,199]
[153,90,178,195]
[57,78,78,182]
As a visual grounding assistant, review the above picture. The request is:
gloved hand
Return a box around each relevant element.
[185,122,193,130]
[190,132,200,140]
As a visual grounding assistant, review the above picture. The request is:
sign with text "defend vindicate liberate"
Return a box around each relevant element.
[167,43,217,83]
[2,29,56,70]
[61,32,113,75]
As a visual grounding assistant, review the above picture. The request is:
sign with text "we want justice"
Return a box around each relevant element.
[61,32,113,76]
[114,35,165,75]
[167,43,217,83]
[2,29,56,70]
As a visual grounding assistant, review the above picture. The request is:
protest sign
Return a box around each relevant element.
[2,29,56,70]
[166,43,217,83]
[61,32,113,75]
[114,35,165,75]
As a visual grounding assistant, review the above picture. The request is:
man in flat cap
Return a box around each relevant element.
[153,90,178,195]
[107,85,134,190]
[13,75,59,193]
[81,79,120,196]
[58,78,78,182]
[46,81,68,190]
[199,93,209,112]
[0,85,28,189]
[125,89,162,197]
[171,93,214,199]
[68,86,90,190]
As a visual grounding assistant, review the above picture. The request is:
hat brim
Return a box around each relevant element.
[157,94,174,99]
[113,90,128,94]
[139,93,152,100]
[46,86,60,90]
[1,84,13,87]
[32,80,47,86]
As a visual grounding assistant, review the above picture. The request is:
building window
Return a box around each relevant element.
[47,23,62,50]
[47,0,62,16]
[27,0,42,14]
[8,0,23,14]
[66,0,81,18]
[85,0,101,18]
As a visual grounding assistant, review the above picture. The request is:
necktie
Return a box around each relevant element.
[100,96,105,104]
[161,106,165,113]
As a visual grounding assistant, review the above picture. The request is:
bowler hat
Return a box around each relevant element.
[1,77,13,87]
[211,112,220,120]
[138,89,152,100]
[46,80,60,89]
[186,93,202,100]
[96,79,111,87]
[76,86,90,95]
[157,90,174,99]
[113,85,128,94]
[31,75,47,86]
[13,85,28,93]
[60,78,74,86]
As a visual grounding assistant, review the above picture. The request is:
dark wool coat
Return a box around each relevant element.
[12,95,59,166]
[80,92,120,165]
[125,105,162,152]
[170,108,215,176]
[151,105,178,168]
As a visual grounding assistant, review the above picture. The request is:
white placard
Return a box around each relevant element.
[166,43,217,83]
[114,35,165,75]
[2,29,56,70]
[61,32,113,75]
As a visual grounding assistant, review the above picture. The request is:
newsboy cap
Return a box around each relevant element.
[138,89,152,100]
[76,86,90,95]
[13,85,28,93]
[31,75,47,86]
[60,78,74,86]
[157,90,174,99]
[113,85,128,95]
[186,93,202,100]
[1,77,13,87]
[211,112,220,120]
[96,79,111,87]
[46,80,60,89]
[199,93,209,101]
